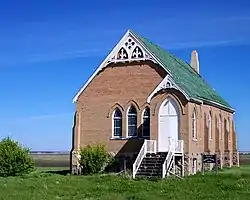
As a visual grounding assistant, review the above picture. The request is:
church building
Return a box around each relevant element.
[70,29,239,177]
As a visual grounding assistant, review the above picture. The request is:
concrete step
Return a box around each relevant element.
[136,171,162,177]
[135,152,169,178]
[141,159,165,164]
[138,168,162,173]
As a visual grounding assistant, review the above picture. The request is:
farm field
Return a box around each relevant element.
[31,153,70,168]
[0,153,249,199]
[0,166,250,199]
[31,152,250,170]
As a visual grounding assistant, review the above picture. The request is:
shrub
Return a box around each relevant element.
[0,137,35,177]
[79,144,110,175]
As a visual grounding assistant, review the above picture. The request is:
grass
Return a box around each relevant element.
[0,166,250,200]
[2,153,245,199]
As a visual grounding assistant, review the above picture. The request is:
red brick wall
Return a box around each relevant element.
[74,61,166,154]
[72,60,236,170]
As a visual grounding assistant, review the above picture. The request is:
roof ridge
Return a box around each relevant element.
[131,30,233,111]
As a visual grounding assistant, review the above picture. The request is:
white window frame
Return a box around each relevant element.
[142,108,150,137]
[126,105,138,137]
[218,114,222,140]
[208,111,212,140]
[226,118,230,142]
[192,158,197,175]
[112,108,122,138]
[192,109,197,140]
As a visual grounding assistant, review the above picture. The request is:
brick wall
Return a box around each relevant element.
[71,61,236,172]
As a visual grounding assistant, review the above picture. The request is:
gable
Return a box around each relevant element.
[133,32,234,113]
[72,30,158,103]
[73,29,234,113]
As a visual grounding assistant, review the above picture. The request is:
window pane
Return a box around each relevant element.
[128,116,136,125]
[114,109,122,118]
[142,108,150,137]
[114,127,122,137]
[113,108,122,137]
[127,106,137,137]
[128,126,137,136]
[143,127,149,136]
[128,106,137,114]
[114,119,122,128]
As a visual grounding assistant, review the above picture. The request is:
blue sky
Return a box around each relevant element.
[0,0,249,151]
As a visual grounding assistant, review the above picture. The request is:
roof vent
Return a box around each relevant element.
[190,50,199,73]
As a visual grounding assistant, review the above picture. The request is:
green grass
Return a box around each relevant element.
[0,166,250,200]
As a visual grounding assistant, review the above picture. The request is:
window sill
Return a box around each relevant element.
[110,137,147,140]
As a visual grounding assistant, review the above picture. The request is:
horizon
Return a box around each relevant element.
[0,0,249,151]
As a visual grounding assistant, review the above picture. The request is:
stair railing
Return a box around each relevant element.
[162,139,175,178]
[174,140,184,154]
[132,140,157,179]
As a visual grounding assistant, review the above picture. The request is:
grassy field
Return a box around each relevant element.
[31,152,250,170]
[0,166,250,199]
[0,153,246,199]
[31,154,69,168]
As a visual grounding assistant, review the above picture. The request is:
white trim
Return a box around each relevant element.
[202,99,235,113]
[141,107,150,137]
[226,118,230,132]
[192,158,197,175]
[192,109,197,140]
[126,105,138,138]
[73,30,156,103]
[158,97,180,152]
[218,114,222,140]
[112,108,122,138]
[147,75,190,103]
[72,29,235,114]
[208,111,212,140]
[226,117,230,142]
[73,30,129,103]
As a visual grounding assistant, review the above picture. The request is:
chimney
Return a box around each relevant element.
[190,50,199,73]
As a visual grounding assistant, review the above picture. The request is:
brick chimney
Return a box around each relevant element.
[190,50,199,73]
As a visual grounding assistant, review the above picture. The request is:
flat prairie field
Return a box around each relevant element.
[31,153,70,168]
[0,166,250,200]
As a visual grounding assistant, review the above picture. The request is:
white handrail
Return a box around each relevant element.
[162,139,174,178]
[132,140,157,178]
[174,140,184,153]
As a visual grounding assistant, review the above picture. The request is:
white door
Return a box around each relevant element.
[158,115,170,152]
[158,98,179,152]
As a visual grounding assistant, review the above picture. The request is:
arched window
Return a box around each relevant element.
[192,109,197,139]
[218,114,222,140]
[142,108,150,137]
[113,108,122,137]
[208,111,212,139]
[226,118,230,140]
[226,119,229,132]
[127,106,137,137]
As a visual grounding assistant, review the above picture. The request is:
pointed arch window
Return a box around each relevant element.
[192,109,197,140]
[113,108,122,137]
[226,118,230,141]
[208,111,212,139]
[127,106,137,137]
[142,108,150,137]
[218,114,222,140]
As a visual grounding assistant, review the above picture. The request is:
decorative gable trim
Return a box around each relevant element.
[146,75,190,103]
[72,30,156,103]
[72,29,236,115]
[106,35,154,64]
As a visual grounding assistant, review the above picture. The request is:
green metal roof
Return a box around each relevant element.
[132,30,234,112]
